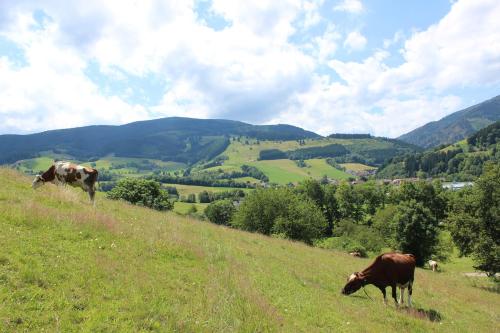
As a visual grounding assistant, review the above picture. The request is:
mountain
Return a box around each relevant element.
[398,95,500,148]
[378,121,500,180]
[0,117,319,165]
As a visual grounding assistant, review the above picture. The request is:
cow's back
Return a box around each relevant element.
[380,253,415,285]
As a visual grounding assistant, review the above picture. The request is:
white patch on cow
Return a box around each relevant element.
[32,175,44,189]
[348,273,357,282]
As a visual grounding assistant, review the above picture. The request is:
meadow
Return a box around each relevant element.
[0,168,498,332]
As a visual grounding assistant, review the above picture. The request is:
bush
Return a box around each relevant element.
[205,200,236,226]
[231,188,327,244]
[333,219,384,254]
[106,178,173,211]
[314,237,368,257]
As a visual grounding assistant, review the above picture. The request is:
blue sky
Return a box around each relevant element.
[0,0,499,137]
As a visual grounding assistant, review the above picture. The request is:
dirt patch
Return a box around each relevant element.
[463,272,500,277]
[401,307,442,322]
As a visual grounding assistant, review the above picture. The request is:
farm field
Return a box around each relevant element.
[340,163,378,172]
[249,158,350,184]
[1,168,498,332]
[213,140,352,184]
[163,183,253,198]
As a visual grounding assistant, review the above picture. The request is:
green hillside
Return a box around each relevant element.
[0,117,319,165]
[185,137,419,185]
[1,168,498,332]
[378,121,500,180]
[398,95,500,148]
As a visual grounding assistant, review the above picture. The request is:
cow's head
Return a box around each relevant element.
[341,272,366,295]
[32,175,45,189]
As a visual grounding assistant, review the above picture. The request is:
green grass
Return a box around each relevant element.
[163,184,253,198]
[173,201,208,215]
[1,168,498,332]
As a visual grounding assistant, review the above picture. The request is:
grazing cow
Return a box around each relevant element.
[341,253,416,307]
[32,161,98,203]
[428,260,438,272]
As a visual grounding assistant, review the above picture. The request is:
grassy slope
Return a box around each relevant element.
[173,202,208,215]
[1,168,498,332]
[217,140,351,184]
[341,163,377,172]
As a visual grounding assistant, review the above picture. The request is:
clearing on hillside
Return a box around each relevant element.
[0,168,498,332]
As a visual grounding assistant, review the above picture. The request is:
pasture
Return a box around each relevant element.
[0,168,498,332]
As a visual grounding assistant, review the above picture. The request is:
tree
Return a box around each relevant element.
[296,179,324,207]
[448,163,500,274]
[335,182,363,221]
[205,200,236,225]
[394,200,439,266]
[106,178,173,211]
[323,184,341,236]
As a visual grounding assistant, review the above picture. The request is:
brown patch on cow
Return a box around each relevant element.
[83,168,98,188]
[41,165,56,182]
[64,168,78,182]
[76,172,82,179]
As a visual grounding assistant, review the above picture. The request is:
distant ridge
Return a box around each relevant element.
[0,117,319,164]
[398,95,500,148]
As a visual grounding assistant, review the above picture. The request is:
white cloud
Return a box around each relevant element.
[343,31,367,51]
[0,0,498,139]
[333,0,363,14]
[313,24,342,62]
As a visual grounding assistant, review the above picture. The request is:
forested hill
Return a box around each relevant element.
[0,117,319,164]
[398,95,500,148]
[378,121,500,180]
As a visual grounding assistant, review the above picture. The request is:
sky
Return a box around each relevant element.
[0,0,499,137]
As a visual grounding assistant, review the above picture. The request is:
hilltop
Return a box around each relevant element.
[0,168,498,332]
[398,95,500,148]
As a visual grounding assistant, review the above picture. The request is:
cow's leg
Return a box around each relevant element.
[379,287,387,305]
[399,287,405,305]
[407,281,413,307]
[391,285,398,307]
[88,190,95,203]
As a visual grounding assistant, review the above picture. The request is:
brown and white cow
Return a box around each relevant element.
[428,260,438,272]
[341,253,416,307]
[32,161,99,203]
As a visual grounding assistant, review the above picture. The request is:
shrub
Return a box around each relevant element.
[231,188,327,244]
[333,219,384,254]
[107,178,173,211]
[314,237,368,257]
[205,200,236,226]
